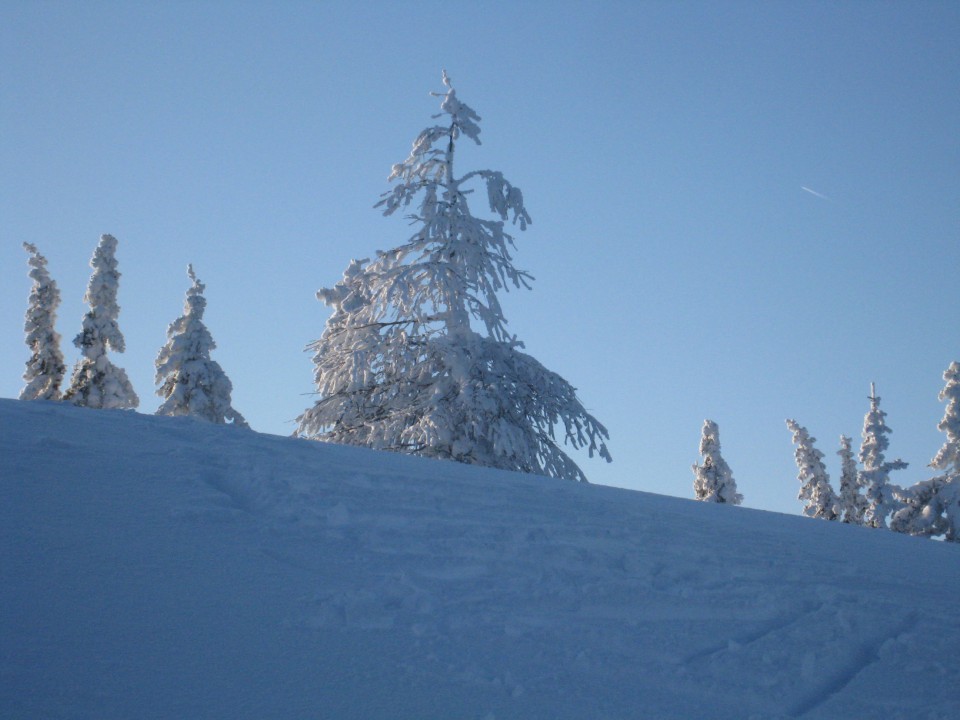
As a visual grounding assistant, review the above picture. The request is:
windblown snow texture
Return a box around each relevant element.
[1,399,958,719]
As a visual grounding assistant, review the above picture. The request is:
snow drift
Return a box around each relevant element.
[1,398,957,719]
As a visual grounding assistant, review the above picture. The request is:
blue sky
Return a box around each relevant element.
[2,0,958,515]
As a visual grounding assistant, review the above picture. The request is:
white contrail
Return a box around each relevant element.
[801,186,833,201]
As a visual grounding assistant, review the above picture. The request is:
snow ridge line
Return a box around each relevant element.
[788,611,919,718]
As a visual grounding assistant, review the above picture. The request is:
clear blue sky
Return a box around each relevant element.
[3,1,957,515]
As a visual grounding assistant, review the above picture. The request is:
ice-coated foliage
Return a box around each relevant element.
[692,420,742,505]
[890,362,960,541]
[786,420,840,520]
[19,242,65,401]
[64,234,139,410]
[297,73,610,482]
[837,435,866,525]
[858,384,906,529]
[155,266,248,428]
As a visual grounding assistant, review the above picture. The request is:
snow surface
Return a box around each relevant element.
[1,398,958,719]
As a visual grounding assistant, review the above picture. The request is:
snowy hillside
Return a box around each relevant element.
[1,399,958,720]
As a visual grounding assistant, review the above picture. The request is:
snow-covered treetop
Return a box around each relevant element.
[369,71,532,341]
[838,435,855,467]
[858,383,907,473]
[154,264,216,384]
[379,71,529,230]
[381,70,483,191]
[699,420,720,457]
[786,419,827,482]
[183,264,208,323]
[930,361,960,473]
[75,233,126,356]
[24,242,49,276]
[22,242,60,321]
[20,242,65,402]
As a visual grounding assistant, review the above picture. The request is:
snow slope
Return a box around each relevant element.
[1,398,958,719]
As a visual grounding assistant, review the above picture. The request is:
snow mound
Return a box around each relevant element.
[1,399,958,719]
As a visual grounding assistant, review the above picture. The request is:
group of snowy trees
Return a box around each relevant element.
[18,74,609,483]
[691,371,959,544]
[19,236,246,426]
[18,72,955,520]
[787,373,960,542]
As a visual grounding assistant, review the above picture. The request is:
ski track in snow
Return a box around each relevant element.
[681,600,825,664]
[2,399,959,719]
[788,612,919,718]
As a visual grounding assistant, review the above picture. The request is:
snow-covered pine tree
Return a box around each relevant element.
[63,234,139,410]
[786,420,840,520]
[296,72,610,482]
[155,265,248,427]
[837,434,866,525]
[890,361,960,541]
[858,383,907,529]
[692,420,742,504]
[19,242,65,401]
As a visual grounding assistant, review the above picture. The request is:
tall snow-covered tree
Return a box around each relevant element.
[155,265,248,427]
[19,242,65,401]
[786,420,840,520]
[858,383,906,528]
[296,72,610,482]
[63,234,139,410]
[837,434,866,525]
[890,362,960,541]
[692,420,742,505]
